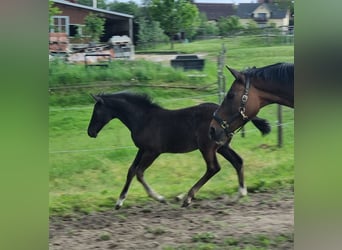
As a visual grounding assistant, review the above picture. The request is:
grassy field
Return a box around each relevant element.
[49,37,294,216]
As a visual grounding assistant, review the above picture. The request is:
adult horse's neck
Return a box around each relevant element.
[252,76,294,108]
[246,63,294,108]
[254,79,294,108]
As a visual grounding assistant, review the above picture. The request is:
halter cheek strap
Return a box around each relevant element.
[213,77,250,137]
[239,77,250,119]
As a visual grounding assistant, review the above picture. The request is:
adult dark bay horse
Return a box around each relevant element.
[209,62,294,145]
[87,91,271,209]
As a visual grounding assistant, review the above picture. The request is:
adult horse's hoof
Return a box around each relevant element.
[115,204,122,210]
[181,198,191,208]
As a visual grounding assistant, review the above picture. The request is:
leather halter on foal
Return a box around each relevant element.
[213,77,251,137]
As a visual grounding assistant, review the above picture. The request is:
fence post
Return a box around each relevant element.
[277,104,283,148]
[217,44,226,104]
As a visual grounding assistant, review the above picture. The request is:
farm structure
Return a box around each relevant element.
[50,0,134,43]
[49,0,135,61]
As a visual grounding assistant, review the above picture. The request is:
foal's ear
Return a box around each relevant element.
[90,93,104,104]
[226,65,244,81]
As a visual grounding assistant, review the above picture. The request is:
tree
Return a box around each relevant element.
[217,16,243,36]
[84,13,105,42]
[196,13,219,38]
[150,0,200,49]
[107,1,140,16]
[77,0,106,9]
[244,20,262,35]
[137,17,169,48]
[49,0,61,30]
[273,0,294,15]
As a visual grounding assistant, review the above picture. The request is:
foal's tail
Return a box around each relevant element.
[251,117,271,136]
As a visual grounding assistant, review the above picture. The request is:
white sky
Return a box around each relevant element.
[106,0,257,5]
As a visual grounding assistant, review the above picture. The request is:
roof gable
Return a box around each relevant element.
[195,3,236,21]
[236,3,287,19]
[53,0,134,18]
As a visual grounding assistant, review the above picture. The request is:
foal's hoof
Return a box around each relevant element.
[159,198,168,204]
[175,193,185,201]
[115,204,122,210]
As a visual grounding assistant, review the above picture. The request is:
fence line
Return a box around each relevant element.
[49,93,219,112]
[49,120,293,154]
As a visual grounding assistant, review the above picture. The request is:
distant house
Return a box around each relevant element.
[50,0,134,43]
[236,3,290,31]
[194,3,236,22]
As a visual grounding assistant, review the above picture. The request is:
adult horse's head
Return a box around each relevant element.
[209,66,261,144]
[87,94,113,138]
[209,62,294,144]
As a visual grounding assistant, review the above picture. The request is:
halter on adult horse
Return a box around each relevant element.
[87,91,271,209]
[209,62,294,145]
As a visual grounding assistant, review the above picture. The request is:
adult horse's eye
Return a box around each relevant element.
[226,91,235,99]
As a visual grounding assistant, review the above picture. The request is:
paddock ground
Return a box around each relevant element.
[49,188,293,249]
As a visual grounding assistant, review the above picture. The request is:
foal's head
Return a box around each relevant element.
[209,66,260,144]
[87,94,113,138]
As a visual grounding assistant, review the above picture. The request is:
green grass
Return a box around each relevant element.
[49,37,294,216]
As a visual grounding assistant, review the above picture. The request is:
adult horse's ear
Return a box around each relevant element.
[226,65,244,81]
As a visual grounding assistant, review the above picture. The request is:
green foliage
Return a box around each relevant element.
[222,233,293,249]
[107,0,139,16]
[137,17,169,48]
[77,0,106,9]
[192,232,216,243]
[49,59,210,97]
[84,13,105,42]
[150,0,200,47]
[244,20,262,35]
[49,0,61,29]
[273,0,294,15]
[196,13,219,37]
[217,16,243,36]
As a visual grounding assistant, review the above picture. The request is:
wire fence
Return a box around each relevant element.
[49,90,293,155]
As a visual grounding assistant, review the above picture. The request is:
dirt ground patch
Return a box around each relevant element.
[50,188,293,249]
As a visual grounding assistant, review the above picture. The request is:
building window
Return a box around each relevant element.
[50,16,70,35]
[258,13,267,20]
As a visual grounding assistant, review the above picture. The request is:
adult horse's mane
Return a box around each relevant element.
[97,91,162,109]
[243,62,294,85]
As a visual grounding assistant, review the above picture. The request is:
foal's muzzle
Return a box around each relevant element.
[88,129,97,138]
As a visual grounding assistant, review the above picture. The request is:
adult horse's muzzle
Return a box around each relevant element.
[209,125,229,145]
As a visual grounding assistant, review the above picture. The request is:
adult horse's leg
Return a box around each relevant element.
[217,145,247,197]
[135,152,166,203]
[115,149,143,209]
[182,149,221,207]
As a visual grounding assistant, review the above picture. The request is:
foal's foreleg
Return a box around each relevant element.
[182,152,220,207]
[217,146,247,197]
[115,150,143,209]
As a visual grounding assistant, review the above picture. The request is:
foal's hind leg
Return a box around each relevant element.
[135,152,166,203]
[182,150,221,207]
[217,145,247,197]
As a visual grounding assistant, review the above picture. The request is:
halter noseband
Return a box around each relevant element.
[213,77,251,137]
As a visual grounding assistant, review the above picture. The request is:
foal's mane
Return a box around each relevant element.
[97,91,161,109]
[242,62,294,84]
